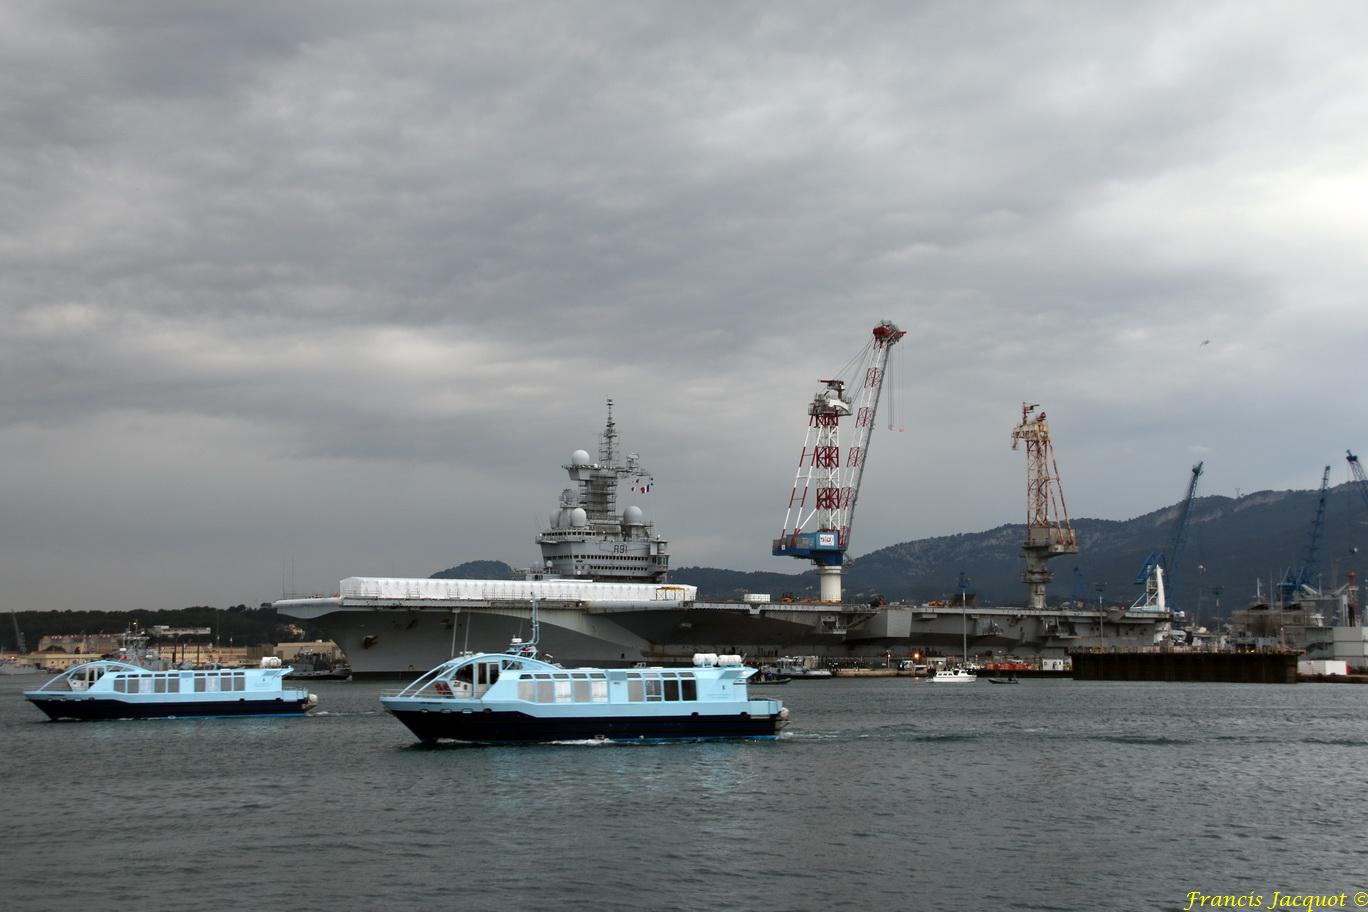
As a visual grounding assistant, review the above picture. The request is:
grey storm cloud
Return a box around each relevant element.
[3,1,1368,612]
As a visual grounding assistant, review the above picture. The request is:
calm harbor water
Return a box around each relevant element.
[3,675,1365,911]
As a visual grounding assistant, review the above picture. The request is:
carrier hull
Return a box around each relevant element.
[282,597,1174,676]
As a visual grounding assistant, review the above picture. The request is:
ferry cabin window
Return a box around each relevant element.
[645,679,663,701]
[627,680,645,702]
[517,680,535,702]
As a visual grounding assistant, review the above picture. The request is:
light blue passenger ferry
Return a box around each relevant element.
[381,620,789,744]
[25,652,316,721]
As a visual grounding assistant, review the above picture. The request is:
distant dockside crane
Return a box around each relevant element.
[1347,450,1368,515]
[1133,461,1204,612]
[1278,464,1331,604]
[773,320,906,602]
[1010,403,1078,611]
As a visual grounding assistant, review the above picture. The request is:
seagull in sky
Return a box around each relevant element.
[1199,339,1210,347]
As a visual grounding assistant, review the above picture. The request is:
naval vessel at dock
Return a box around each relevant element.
[277,407,1175,676]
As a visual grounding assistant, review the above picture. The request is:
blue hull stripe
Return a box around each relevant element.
[390,709,783,742]
[27,697,311,721]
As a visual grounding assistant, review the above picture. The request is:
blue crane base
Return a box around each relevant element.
[772,533,845,567]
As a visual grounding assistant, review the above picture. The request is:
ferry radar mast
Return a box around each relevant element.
[773,320,905,602]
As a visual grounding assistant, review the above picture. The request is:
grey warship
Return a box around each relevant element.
[277,405,1174,675]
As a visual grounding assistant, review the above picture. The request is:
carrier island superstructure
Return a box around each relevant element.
[278,390,1174,676]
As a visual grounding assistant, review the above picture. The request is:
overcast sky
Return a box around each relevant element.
[4,1,1367,612]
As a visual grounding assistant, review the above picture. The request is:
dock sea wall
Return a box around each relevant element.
[1069,650,1298,684]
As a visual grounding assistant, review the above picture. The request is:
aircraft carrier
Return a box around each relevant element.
[277,405,1174,676]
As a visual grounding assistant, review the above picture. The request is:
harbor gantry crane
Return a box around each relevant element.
[1010,403,1078,611]
[1133,461,1204,610]
[1278,465,1331,605]
[773,320,906,602]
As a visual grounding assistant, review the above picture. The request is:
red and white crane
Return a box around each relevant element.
[773,320,905,602]
[1010,403,1078,611]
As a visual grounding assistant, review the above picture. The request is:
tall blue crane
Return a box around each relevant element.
[1278,465,1331,604]
[1134,462,1204,599]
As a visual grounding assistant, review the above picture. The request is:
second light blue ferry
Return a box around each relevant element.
[24,636,317,721]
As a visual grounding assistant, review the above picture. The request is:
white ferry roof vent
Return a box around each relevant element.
[717,654,744,667]
[260,657,282,669]
[692,653,719,667]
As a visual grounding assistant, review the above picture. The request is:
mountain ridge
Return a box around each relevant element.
[432,483,1368,626]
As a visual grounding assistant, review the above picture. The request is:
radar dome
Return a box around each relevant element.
[571,449,592,466]
[622,505,645,526]
[570,507,588,527]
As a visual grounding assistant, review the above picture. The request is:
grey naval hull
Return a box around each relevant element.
[279,597,1171,677]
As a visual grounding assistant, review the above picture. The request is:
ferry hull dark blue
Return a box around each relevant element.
[390,709,783,743]
[28,697,312,722]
